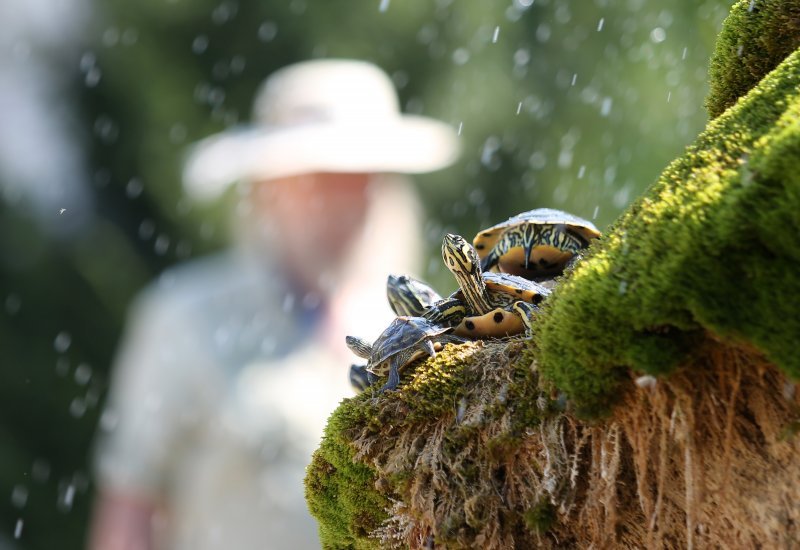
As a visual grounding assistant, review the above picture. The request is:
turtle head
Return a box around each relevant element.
[442,234,491,314]
[442,234,481,279]
[346,335,373,359]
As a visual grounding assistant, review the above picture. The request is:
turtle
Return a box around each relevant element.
[441,233,551,338]
[387,274,469,328]
[346,316,465,392]
[386,274,442,317]
[473,208,601,279]
[348,364,377,393]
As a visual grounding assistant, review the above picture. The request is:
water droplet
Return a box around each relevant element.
[58,483,76,512]
[618,280,628,294]
[126,177,143,198]
[169,124,187,144]
[516,101,522,115]
[84,66,102,88]
[154,234,170,255]
[452,48,469,65]
[577,165,586,179]
[457,121,463,136]
[54,332,72,353]
[11,485,28,509]
[69,398,87,418]
[258,21,278,42]
[600,97,613,117]
[650,27,666,43]
[379,0,390,12]
[74,364,92,386]
[94,115,119,144]
[32,460,51,483]
[492,26,500,43]
[592,206,599,219]
[5,294,21,315]
[682,47,688,60]
[14,519,22,539]
[597,17,605,31]
[571,73,577,86]
[102,27,120,47]
[230,55,246,75]
[121,28,138,46]
[56,358,70,377]
[79,52,96,73]
[529,151,546,170]
[192,35,209,54]
[139,219,155,240]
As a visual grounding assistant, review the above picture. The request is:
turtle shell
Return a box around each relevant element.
[367,316,452,374]
[473,208,600,256]
[482,272,551,305]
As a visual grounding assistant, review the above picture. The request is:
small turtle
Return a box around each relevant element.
[386,274,442,317]
[387,274,468,328]
[346,316,464,392]
[473,208,601,279]
[441,234,551,338]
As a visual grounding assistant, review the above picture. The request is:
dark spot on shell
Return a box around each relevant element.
[475,244,485,250]
[533,294,543,304]
[515,289,523,294]
[465,320,475,330]
[482,232,492,237]
[493,311,504,323]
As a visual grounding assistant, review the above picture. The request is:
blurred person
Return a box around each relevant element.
[88,59,459,550]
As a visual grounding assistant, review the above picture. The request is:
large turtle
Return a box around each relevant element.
[441,233,551,338]
[473,208,601,279]
[346,316,464,392]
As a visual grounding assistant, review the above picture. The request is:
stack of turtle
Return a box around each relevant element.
[347,208,601,393]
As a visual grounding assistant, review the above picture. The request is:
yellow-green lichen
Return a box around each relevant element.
[535,47,800,417]
[706,0,800,118]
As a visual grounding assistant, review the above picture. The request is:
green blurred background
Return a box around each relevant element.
[0,0,729,547]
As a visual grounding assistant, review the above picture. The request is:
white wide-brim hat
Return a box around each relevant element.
[183,59,460,201]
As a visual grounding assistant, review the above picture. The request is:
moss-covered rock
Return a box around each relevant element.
[706,0,800,118]
[535,45,800,416]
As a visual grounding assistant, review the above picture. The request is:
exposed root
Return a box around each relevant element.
[347,336,800,548]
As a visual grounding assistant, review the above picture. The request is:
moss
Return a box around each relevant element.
[304,395,389,549]
[306,340,556,547]
[524,498,557,534]
[536,47,800,416]
[706,0,800,118]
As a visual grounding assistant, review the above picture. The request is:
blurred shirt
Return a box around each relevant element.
[94,177,422,549]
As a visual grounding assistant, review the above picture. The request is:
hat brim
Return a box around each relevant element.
[183,116,460,201]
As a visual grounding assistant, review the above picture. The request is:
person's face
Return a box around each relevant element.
[249,172,372,288]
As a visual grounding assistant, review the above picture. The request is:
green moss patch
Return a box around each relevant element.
[305,340,567,548]
[535,48,800,416]
[706,0,800,118]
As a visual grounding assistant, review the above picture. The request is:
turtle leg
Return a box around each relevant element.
[380,362,402,393]
[439,334,469,346]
